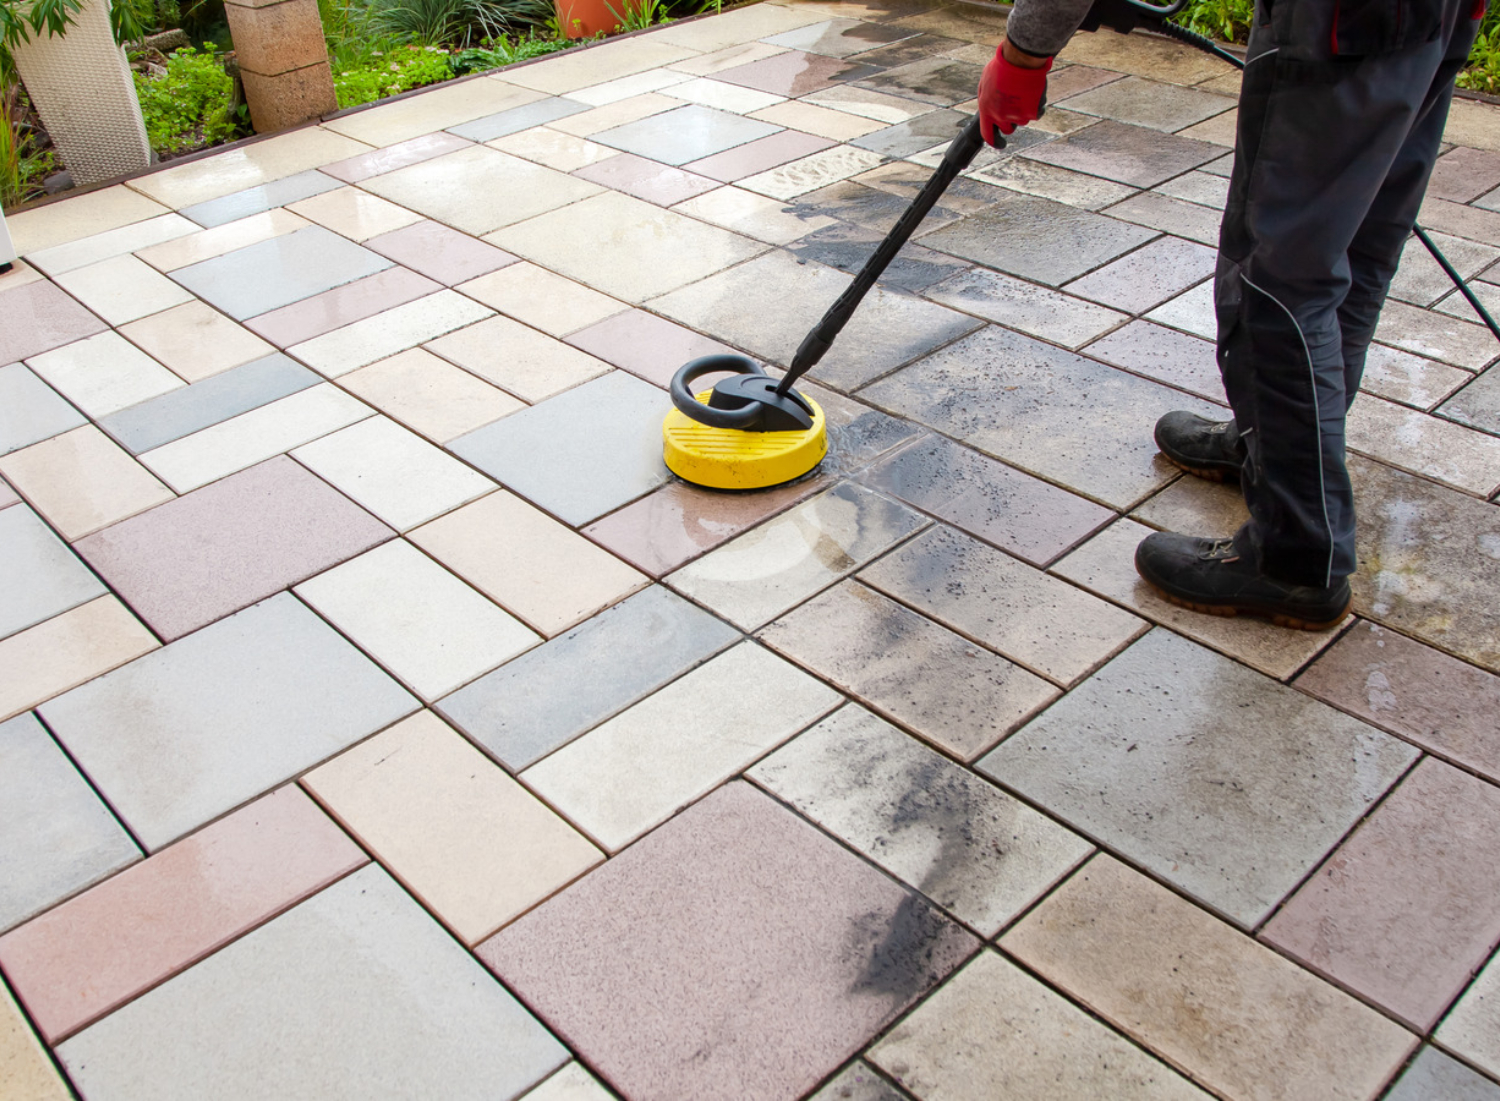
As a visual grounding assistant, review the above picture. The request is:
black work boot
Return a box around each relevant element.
[1134,526,1351,631]
[1154,412,1245,483]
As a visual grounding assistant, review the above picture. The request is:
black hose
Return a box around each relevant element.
[1151,18,1247,69]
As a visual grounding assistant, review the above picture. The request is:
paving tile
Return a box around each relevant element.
[296,539,537,700]
[847,109,967,159]
[133,208,310,272]
[1376,298,1500,371]
[972,155,1139,212]
[1176,106,1238,147]
[340,347,525,442]
[360,145,603,236]
[1421,195,1500,247]
[7,184,170,255]
[650,0,828,49]
[0,426,174,540]
[563,307,737,388]
[99,353,318,454]
[923,266,1128,349]
[522,1063,615,1101]
[1064,234,1216,312]
[1,980,71,1100]
[320,130,474,183]
[567,149,715,205]
[24,213,199,276]
[1054,25,1230,84]
[1001,855,1415,1101]
[245,267,443,349]
[491,190,767,303]
[287,290,494,376]
[118,300,278,384]
[488,126,621,172]
[682,130,833,184]
[1348,394,1500,495]
[0,712,140,933]
[880,5,1002,41]
[178,169,344,228]
[1021,118,1220,188]
[667,40,789,76]
[738,144,888,200]
[803,82,939,124]
[46,255,190,328]
[1145,276,1217,339]
[438,584,739,770]
[1389,231,1500,308]
[1384,1046,1500,1101]
[854,57,984,107]
[75,455,392,641]
[672,184,838,245]
[24,331,184,418]
[787,223,968,291]
[1435,277,1500,326]
[479,781,975,1099]
[0,596,159,723]
[797,379,928,476]
[1262,757,1500,1030]
[457,261,627,337]
[125,128,372,210]
[449,97,592,143]
[763,16,918,57]
[136,383,374,492]
[863,325,1220,509]
[0,478,16,509]
[1441,363,1500,433]
[1059,74,1235,134]
[590,103,779,166]
[1084,318,1227,403]
[805,1062,904,1101]
[665,75,786,114]
[327,75,548,146]
[508,37,700,95]
[1439,959,1500,1080]
[715,50,857,97]
[365,219,518,285]
[869,950,1210,1100]
[285,185,425,242]
[1127,470,1250,535]
[1429,149,1500,205]
[304,711,599,943]
[448,370,668,524]
[748,98,889,141]
[667,482,925,629]
[548,93,685,139]
[0,786,364,1042]
[1296,620,1500,782]
[409,491,647,636]
[40,593,417,850]
[1153,168,1230,209]
[56,864,567,1100]
[0,364,87,456]
[0,505,105,639]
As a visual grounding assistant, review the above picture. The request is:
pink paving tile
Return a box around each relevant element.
[683,130,836,183]
[73,456,394,641]
[715,51,857,96]
[0,477,17,510]
[243,267,441,347]
[570,154,719,207]
[364,219,518,286]
[563,308,737,388]
[0,282,107,364]
[1296,620,1500,782]
[1261,757,1500,1031]
[477,781,976,1101]
[0,786,365,1043]
[320,132,474,184]
[1426,147,1500,204]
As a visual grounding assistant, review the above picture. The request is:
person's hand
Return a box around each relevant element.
[977,38,1052,147]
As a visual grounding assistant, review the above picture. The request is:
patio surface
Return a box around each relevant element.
[4,1,1500,1097]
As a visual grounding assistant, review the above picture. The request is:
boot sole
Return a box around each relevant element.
[1142,580,1350,632]
[1161,453,1240,484]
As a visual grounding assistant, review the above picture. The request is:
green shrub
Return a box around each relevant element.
[361,0,548,47]
[331,43,454,107]
[1169,0,1255,44]
[1457,3,1499,95]
[132,44,236,154]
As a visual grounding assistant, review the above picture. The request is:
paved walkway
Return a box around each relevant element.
[4,2,1500,1097]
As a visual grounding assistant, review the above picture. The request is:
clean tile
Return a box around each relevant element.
[0,596,159,723]
[287,290,494,376]
[364,218,518,284]
[118,301,278,383]
[133,208,310,272]
[51,254,195,325]
[339,348,524,443]
[25,213,199,276]
[457,262,627,336]
[0,364,88,456]
[0,505,105,639]
[286,185,425,241]
[25,331,184,417]
[0,426,174,540]
[426,315,612,401]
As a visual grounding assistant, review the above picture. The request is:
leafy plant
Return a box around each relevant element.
[604,0,667,33]
[132,44,237,154]
[0,90,54,206]
[331,43,453,106]
[1169,0,1255,45]
[447,30,573,72]
[362,0,548,47]
[1457,2,1499,95]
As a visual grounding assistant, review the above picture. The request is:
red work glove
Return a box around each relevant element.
[977,42,1052,147]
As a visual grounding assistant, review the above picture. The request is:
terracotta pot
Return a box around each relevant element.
[553,0,638,39]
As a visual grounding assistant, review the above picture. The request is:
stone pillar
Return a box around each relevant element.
[223,0,338,133]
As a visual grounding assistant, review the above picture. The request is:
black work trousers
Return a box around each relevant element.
[1216,0,1482,587]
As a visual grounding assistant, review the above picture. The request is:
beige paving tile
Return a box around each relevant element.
[1348,395,1500,497]
[125,129,374,210]
[973,157,1138,212]
[802,84,937,124]
[570,68,693,107]
[322,77,545,147]
[25,214,200,276]
[1438,953,1500,1078]
[504,39,701,95]
[118,302,277,383]
[672,185,836,244]
[869,951,1210,1101]
[285,186,425,242]
[521,642,840,851]
[0,427,174,540]
[648,2,826,52]
[134,209,310,272]
[0,597,159,721]
[748,98,886,140]
[51,255,195,326]
[488,127,621,172]
[1129,474,1250,541]
[547,93,685,138]
[1002,854,1416,1101]
[668,77,785,115]
[1359,343,1472,409]
[292,416,496,530]
[457,262,628,337]
[409,491,648,636]
[1176,107,1238,146]
[1,978,71,1100]
[425,316,612,402]
[1445,98,1500,154]
[338,348,524,443]
[522,1063,615,1101]
[667,41,790,77]
[738,144,887,200]
[8,185,172,255]
[288,290,494,377]
[25,331,184,417]
[138,384,374,493]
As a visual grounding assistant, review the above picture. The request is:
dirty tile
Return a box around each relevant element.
[450,97,592,143]
[457,262,627,336]
[663,75,785,115]
[0,506,105,639]
[672,185,837,245]
[1429,148,1500,204]
[869,950,1210,1101]
[1002,855,1415,1101]
[1145,276,1217,339]
[126,128,372,211]
[748,98,888,141]
[56,864,567,1100]
[0,364,87,456]
[178,169,343,228]
[288,290,494,376]
[285,185,424,242]
[738,144,887,200]
[245,267,443,349]
[439,584,737,770]
[806,1062,904,1101]
[716,50,857,97]
[591,103,780,166]
[1128,470,1250,536]
[801,379,928,476]
[923,267,1128,349]
[1,981,71,1100]
[1054,26,1231,84]
[0,597,159,724]
[304,711,599,943]
[1440,365,1500,433]
[1438,957,1500,1080]
[1376,298,1499,370]
[1059,74,1235,134]
[479,781,975,1099]
[320,130,473,183]
[763,16,918,57]
[119,301,278,383]
[7,184,171,255]
[972,155,1139,212]
[0,711,139,933]
[40,593,416,851]
[1435,277,1500,325]
[340,348,524,443]
[848,109,968,159]
[0,426,174,540]
[25,331,183,418]
[1348,395,1500,496]
[1384,1046,1500,1101]
[1153,168,1230,209]
[328,76,548,146]
[25,213,199,276]
[1389,231,1500,308]
[0,786,364,1041]
[563,307,736,388]
[1084,319,1227,403]
[133,208,310,272]
[1021,119,1220,188]
[854,57,985,107]
[788,223,968,291]
[803,83,939,124]
[488,126,620,172]
[1065,235,1217,311]
[409,491,647,636]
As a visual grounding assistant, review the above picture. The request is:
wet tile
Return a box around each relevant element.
[1145,276,1217,339]
[569,151,719,205]
[48,254,192,327]
[1435,277,1500,325]
[285,185,424,242]
[1021,119,1220,188]
[847,109,966,158]
[869,950,1210,1100]
[0,364,87,456]
[340,348,524,443]
[666,76,786,115]
[803,82,938,124]
[800,379,927,476]
[328,77,548,146]
[7,184,171,255]
[1066,235,1216,313]
[0,712,139,933]
[1389,231,1499,308]
[1176,106,1238,147]
[672,185,838,245]
[510,37,700,94]
[563,307,738,388]
[0,596,158,723]
[126,128,372,210]
[1438,957,1500,1080]
[592,103,781,165]
[448,370,668,524]
[1084,319,1227,403]
[25,331,183,418]
[488,126,621,172]
[1154,168,1230,209]
[56,864,566,1099]
[716,50,857,96]
[287,290,494,376]
[1376,299,1499,370]
[748,98,887,141]
[667,41,789,77]
[1059,74,1235,134]
[118,301,278,383]
[304,711,598,943]
[738,144,887,200]
[1348,395,1500,495]
[320,130,473,183]
[178,169,343,228]
[25,213,198,276]
[0,786,363,1041]
[786,222,966,291]
[439,584,736,770]
[0,426,174,540]
[684,129,835,183]
[1,980,71,1100]
[457,261,628,336]
[1428,147,1500,204]
[651,0,828,49]
[1439,362,1500,432]
[883,4,1003,42]
[1127,471,1250,537]
[523,1063,614,1100]
[245,267,443,349]
[548,93,684,139]
[452,97,594,144]
[409,491,647,636]
[763,16,919,57]
[1054,25,1231,84]
[1002,855,1415,1101]
[479,781,975,1099]
[854,57,985,107]
[972,156,1139,212]
[1384,1046,1500,1101]
[365,219,517,285]
[0,505,105,639]
[924,267,1128,348]
[133,208,310,272]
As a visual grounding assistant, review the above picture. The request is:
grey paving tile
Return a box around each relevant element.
[0,712,139,934]
[854,57,985,106]
[1347,393,1500,496]
[0,364,87,456]
[56,864,566,1100]
[1022,119,1222,188]
[447,370,667,526]
[848,108,967,158]
[447,96,591,142]
[972,156,1140,212]
[0,282,108,365]
[1145,276,1217,339]
[785,223,968,292]
[1063,235,1216,312]
[1439,362,1500,433]
[1085,319,1227,403]
[922,266,1129,349]
[1359,343,1470,410]
[179,170,344,228]
[1385,1046,1500,1101]
[1388,231,1500,308]
[1435,276,1500,325]
[40,593,417,851]
[977,629,1418,927]
[1059,75,1236,134]
[789,175,958,232]
[98,354,318,454]
[438,585,739,771]
[593,104,781,166]
[806,1062,905,1101]
[0,505,105,639]
[1376,298,1500,371]
[1105,191,1224,247]
[1153,168,1230,209]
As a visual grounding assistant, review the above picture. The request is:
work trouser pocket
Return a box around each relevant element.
[1330,0,1445,54]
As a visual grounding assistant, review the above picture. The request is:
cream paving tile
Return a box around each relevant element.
[425,315,612,402]
[521,641,840,851]
[51,255,195,326]
[288,290,494,377]
[8,186,171,255]
[125,129,375,210]
[138,385,374,493]
[488,127,621,172]
[738,145,887,200]
[0,597,159,722]
[667,482,927,631]
[304,711,599,942]
[134,209,310,272]
[1,981,72,1100]
[668,77,786,114]
[1145,278,1217,340]
[291,416,495,531]
[118,301,278,383]
[1445,98,1500,153]
[570,68,693,106]
[25,331,184,417]
[547,93,685,138]
[504,40,701,96]
[1438,954,1500,1078]
[457,262,628,336]
[1348,395,1500,496]
[672,185,837,244]
[409,491,648,636]
[0,258,45,290]
[748,99,887,141]
[0,427,174,540]
[339,348,525,443]
[802,83,937,124]
[667,41,790,77]
[1002,855,1416,1101]
[521,1063,615,1101]
[25,214,199,276]
[647,1,827,52]
[869,951,1210,1101]
[285,186,425,242]
[323,77,547,146]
